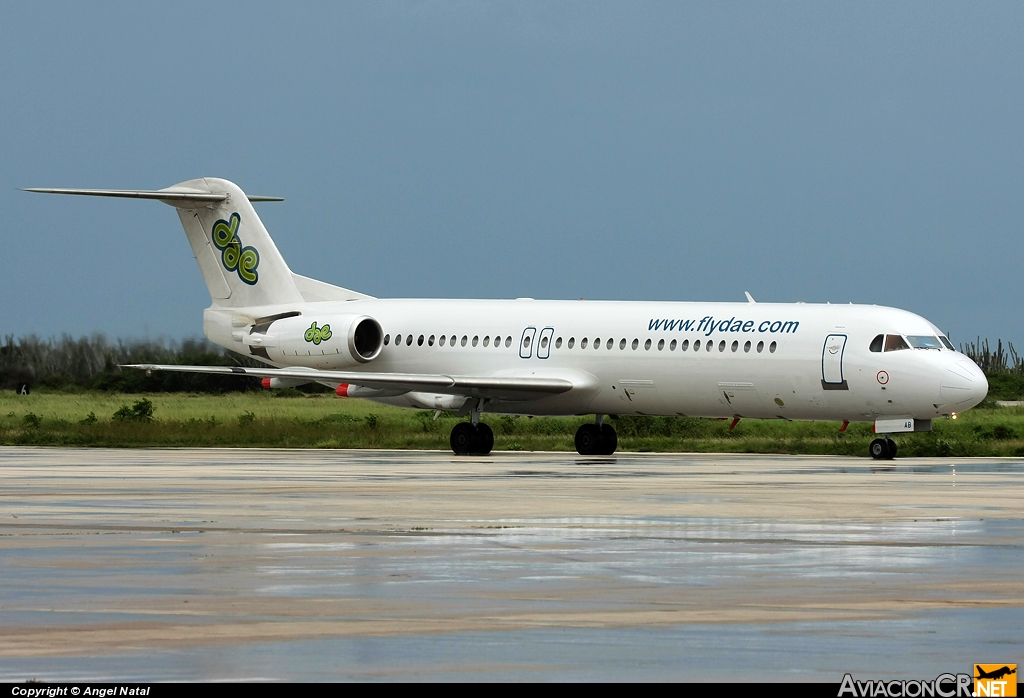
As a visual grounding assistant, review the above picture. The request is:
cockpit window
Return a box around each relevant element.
[906,335,944,350]
[869,334,884,353]
[884,334,910,352]
[940,336,955,351]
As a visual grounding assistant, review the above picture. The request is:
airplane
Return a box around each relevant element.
[25,178,988,459]
[975,666,1016,681]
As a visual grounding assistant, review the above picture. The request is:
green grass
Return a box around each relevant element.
[3,390,1024,456]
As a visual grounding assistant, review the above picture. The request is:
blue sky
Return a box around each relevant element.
[2,2,1022,348]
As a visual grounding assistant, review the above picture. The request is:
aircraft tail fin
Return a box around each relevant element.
[170,178,303,307]
[26,178,306,308]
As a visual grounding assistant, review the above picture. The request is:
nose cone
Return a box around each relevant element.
[941,358,988,409]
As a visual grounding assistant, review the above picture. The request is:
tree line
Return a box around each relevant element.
[0,334,273,393]
[2,332,1022,395]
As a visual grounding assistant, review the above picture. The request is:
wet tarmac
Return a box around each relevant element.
[0,447,1021,681]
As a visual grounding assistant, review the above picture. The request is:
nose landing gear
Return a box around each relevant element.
[575,417,618,455]
[869,437,897,460]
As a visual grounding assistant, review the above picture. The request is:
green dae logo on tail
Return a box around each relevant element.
[211,212,260,285]
[305,322,332,345]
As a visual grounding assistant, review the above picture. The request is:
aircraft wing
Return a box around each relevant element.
[124,363,578,400]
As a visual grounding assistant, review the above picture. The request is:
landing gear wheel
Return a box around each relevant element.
[476,423,494,455]
[451,422,478,455]
[575,423,603,455]
[599,424,618,455]
[869,438,888,460]
[885,439,897,460]
[450,422,493,455]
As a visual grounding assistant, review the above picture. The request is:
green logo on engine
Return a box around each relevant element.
[211,212,260,285]
[304,322,332,345]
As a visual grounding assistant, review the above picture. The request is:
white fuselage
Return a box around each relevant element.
[205,298,988,423]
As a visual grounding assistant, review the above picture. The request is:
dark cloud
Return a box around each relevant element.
[2,2,1022,346]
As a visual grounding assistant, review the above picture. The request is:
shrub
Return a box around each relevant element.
[113,398,154,422]
[992,424,1015,440]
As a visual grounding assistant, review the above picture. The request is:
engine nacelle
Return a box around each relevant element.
[246,313,384,369]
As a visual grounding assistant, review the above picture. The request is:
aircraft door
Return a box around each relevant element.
[519,327,537,359]
[537,327,554,359]
[821,334,849,390]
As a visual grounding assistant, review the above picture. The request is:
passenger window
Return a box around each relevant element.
[731,340,738,352]
[694,340,701,351]
[670,339,678,351]
[483,336,490,347]
[769,341,777,353]
[869,334,884,353]
[743,341,750,352]
[594,338,600,350]
[540,336,548,349]
[680,339,688,351]
[428,335,435,346]
[461,336,468,347]
[555,337,562,348]
[706,341,713,352]
[645,339,652,350]
[884,334,909,352]
[521,336,529,348]
[384,334,390,346]
[718,340,726,352]
[505,336,512,348]
[568,337,575,349]
[439,336,446,347]
[581,338,589,349]
[417,335,424,346]
[606,338,613,350]
[757,341,764,353]
[632,338,639,350]
[407,335,414,346]
[658,339,664,351]
[619,338,626,350]
[472,336,479,347]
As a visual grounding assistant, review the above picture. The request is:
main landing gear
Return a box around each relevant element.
[575,417,618,456]
[450,421,494,455]
[448,411,618,457]
[449,399,494,456]
[869,437,897,460]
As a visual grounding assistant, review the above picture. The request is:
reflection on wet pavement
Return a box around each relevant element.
[0,448,1021,680]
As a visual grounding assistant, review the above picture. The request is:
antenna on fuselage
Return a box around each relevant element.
[744,291,756,303]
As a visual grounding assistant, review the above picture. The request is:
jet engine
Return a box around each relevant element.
[245,313,384,369]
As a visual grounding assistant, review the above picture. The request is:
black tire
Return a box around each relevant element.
[476,423,494,455]
[869,438,888,460]
[600,424,618,455]
[885,440,897,460]
[451,422,477,455]
[575,423,602,455]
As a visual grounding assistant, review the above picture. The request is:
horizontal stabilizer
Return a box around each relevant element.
[124,364,575,400]
[23,188,283,203]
